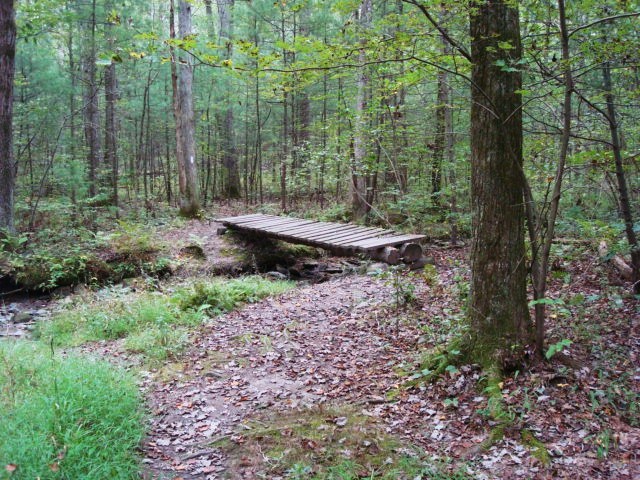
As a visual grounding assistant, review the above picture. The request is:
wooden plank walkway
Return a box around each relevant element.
[217,214,425,257]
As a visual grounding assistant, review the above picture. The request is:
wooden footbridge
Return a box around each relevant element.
[217,214,426,264]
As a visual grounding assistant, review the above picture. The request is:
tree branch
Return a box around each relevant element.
[402,0,472,62]
[568,12,640,38]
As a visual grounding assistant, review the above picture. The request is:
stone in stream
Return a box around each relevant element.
[266,271,288,280]
[11,311,34,324]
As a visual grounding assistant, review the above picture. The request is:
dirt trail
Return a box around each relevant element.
[141,275,407,479]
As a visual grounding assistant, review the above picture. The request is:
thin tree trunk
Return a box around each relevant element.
[66,0,77,170]
[104,7,118,216]
[83,0,100,198]
[174,0,200,216]
[526,0,574,356]
[0,0,16,232]
[217,0,240,198]
[602,61,640,293]
[280,12,288,212]
[163,78,172,205]
[351,0,373,219]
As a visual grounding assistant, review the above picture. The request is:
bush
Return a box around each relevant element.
[0,342,144,479]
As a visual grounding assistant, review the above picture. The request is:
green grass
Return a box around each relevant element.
[0,341,144,479]
[36,294,202,355]
[36,276,293,360]
[175,275,294,315]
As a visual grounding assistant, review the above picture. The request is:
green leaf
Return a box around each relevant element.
[545,339,572,360]
[445,365,459,375]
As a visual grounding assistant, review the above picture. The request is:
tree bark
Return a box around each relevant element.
[468,0,532,367]
[174,0,200,216]
[0,0,16,232]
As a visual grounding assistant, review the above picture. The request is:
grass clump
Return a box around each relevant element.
[0,341,144,479]
[176,275,294,315]
[36,295,203,360]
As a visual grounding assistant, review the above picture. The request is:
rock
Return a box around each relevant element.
[371,246,400,265]
[408,256,435,271]
[11,311,34,324]
[216,227,228,235]
[399,243,423,263]
[288,267,302,279]
[366,262,388,274]
[180,244,206,259]
[266,271,288,280]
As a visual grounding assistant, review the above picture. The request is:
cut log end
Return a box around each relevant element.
[371,246,400,265]
[399,243,422,263]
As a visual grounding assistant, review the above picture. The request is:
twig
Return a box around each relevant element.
[180,449,217,462]
[0,288,24,297]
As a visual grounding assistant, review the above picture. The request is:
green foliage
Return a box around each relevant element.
[545,339,573,360]
[108,220,161,258]
[0,229,28,252]
[175,276,294,315]
[124,325,190,361]
[0,342,143,479]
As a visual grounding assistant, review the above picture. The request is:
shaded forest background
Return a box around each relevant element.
[7,0,638,238]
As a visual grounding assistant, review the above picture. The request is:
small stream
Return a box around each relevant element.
[0,292,51,340]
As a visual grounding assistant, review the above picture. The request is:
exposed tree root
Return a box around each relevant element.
[408,337,551,462]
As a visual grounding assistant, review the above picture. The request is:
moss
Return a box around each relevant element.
[385,388,401,401]
[521,429,551,466]
[223,405,407,477]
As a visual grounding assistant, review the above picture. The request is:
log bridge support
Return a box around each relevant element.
[216,214,426,265]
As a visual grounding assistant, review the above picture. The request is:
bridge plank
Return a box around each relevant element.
[216,214,425,261]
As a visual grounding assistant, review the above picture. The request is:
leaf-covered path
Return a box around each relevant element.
[141,274,411,478]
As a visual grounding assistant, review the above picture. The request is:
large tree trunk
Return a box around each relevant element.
[82,0,100,198]
[351,0,373,220]
[0,0,16,232]
[468,0,531,367]
[602,62,640,294]
[174,0,200,216]
[217,0,240,198]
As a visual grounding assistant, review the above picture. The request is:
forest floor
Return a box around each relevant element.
[3,216,639,479]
